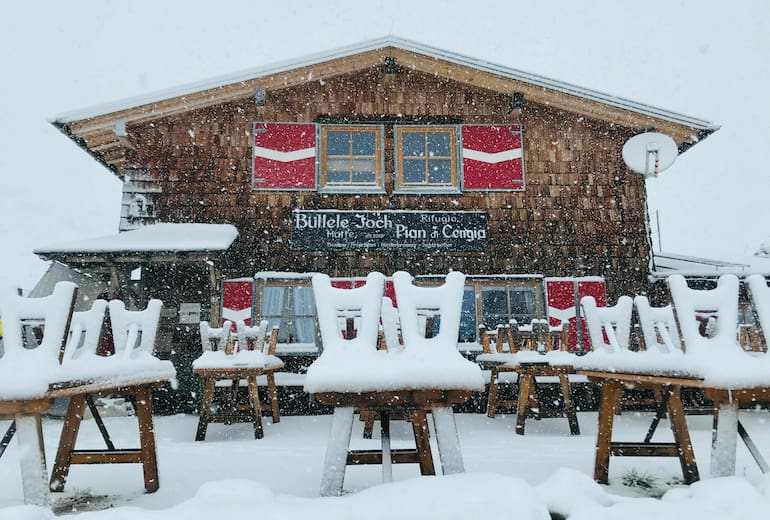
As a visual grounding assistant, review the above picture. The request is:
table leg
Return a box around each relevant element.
[487,367,499,418]
[380,411,392,483]
[51,393,86,492]
[665,386,699,483]
[411,409,435,475]
[516,373,534,435]
[711,398,738,478]
[16,414,50,507]
[320,407,354,497]
[432,407,464,474]
[247,376,264,439]
[594,380,622,484]
[559,374,580,435]
[195,378,216,441]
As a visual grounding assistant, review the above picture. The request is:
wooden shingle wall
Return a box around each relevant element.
[129,66,647,298]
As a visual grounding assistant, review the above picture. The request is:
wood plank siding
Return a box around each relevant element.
[119,65,647,298]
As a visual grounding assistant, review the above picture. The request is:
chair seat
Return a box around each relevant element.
[304,350,483,394]
[192,351,285,370]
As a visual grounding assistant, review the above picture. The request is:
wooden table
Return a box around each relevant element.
[312,389,471,496]
[193,365,281,441]
[478,359,580,435]
[1,375,168,506]
[579,369,770,484]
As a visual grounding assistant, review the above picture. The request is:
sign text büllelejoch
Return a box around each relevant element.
[291,210,488,252]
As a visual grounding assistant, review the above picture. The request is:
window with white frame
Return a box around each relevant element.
[395,125,459,192]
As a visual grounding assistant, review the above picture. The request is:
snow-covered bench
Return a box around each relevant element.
[306,271,483,496]
[0,282,175,506]
[192,319,283,440]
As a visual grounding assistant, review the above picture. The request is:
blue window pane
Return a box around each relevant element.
[352,132,375,156]
[460,288,477,341]
[403,160,426,184]
[427,160,451,184]
[327,131,350,156]
[352,170,376,184]
[402,132,425,157]
[427,132,451,157]
[327,170,348,183]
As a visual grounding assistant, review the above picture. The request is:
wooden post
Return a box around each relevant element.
[207,263,222,326]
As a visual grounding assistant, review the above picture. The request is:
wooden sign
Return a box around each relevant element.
[291,210,487,252]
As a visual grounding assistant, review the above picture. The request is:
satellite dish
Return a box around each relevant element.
[622,132,678,178]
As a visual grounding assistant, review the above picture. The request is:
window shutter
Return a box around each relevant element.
[461,124,524,190]
[222,279,254,327]
[253,122,317,190]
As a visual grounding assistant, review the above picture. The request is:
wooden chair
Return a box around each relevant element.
[0,282,77,505]
[633,296,681,354]
[580,295,633,353]
[307,271,482,496]
[193,319,282,440]
[477,319,579,435]
[50,298,171,495]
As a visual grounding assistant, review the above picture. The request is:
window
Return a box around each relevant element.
[480,285,539,330]
[320,125,383,192]
[258,281,317,347]
[395,126,459,192]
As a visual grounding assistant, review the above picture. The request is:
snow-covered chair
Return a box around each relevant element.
[199,320,233,352]
[746,275,770,351]
[475,318,579,434]
[193,319,283,441]
[0,281,77,506]
[306,271,482,496]
[634,296,682,354]
[50,297,175,495]
[581,295,633,353]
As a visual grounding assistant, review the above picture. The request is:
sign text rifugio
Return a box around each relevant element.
[291,210,487,252]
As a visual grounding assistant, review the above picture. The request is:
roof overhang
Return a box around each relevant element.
[34,223,238,272]
[650,252,770,280]
[51,36,718,176]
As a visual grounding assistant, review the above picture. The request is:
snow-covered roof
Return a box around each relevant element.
[650,252,770,278]
[53,36,716,132]
[34,223,238,255]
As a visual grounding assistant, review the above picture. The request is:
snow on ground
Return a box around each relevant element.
[1,409,769,518]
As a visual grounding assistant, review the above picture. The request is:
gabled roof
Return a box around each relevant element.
[52,36,718,174]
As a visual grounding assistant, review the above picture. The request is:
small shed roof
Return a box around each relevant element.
[35,223,238,255]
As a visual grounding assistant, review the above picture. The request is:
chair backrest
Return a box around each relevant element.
[200,320,233,352]
[312,272,385,352]
[0,281,78,364]
[393,271,465,351]
[235,319,279,355]
[380,296,401,351]
[63,299,108,362]
[667,274,740,355]
[747,274,770,348]
[634,295,682,354]
[478,320,521,354]
[109,299,162,358]
[580,295,633,353]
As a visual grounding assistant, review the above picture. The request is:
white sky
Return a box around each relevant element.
[1,0,769,290]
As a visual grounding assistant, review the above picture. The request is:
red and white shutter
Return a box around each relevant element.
[546,278,580,350]
[253,122,317,190]
[222,279,254,328]
[461,124,524,190]
[545,277,606,350]
[577,277,606,350]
